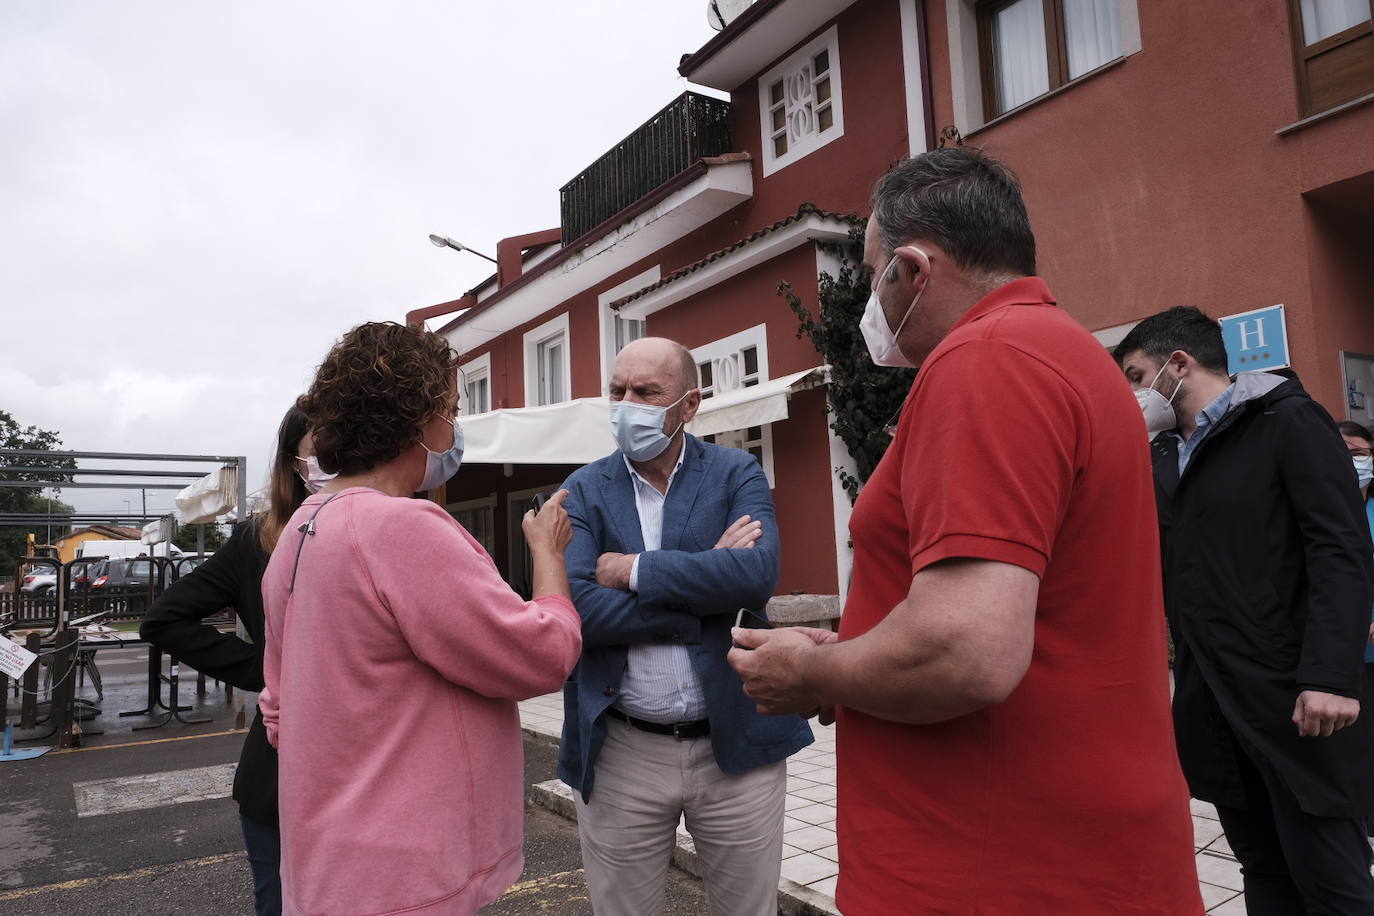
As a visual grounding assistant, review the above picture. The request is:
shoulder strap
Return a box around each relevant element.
[289,492,344,593]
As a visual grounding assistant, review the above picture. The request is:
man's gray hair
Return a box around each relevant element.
[872,147,1037,277]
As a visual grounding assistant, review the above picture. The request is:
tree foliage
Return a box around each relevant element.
[172,522,228,554]
[779,228,916,504]
[0,410,76,576]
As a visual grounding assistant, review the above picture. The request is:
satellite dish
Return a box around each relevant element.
[707,0,751,30]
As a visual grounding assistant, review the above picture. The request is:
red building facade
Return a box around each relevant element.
[416,0,1374,612]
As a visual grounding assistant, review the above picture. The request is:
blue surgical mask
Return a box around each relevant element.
[1355,455,1373,488]
[418,418,464,491]
[611,390,691,462]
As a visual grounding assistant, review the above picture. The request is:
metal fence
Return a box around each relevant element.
[559,91,733,245]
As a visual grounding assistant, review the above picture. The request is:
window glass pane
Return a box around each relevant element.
[748,446,764,464]
[773,135,788,157]
[742,346,758,376]
[769,81,784,104]
[817,106,834,131]
[616,317,644,350]
[813,49,830,74]
[548,342,564,403]
[747,426,762,439]
[1300,0,1370,44]
[1062,0,1123,79]
[771,107,786,130]
[992,0,1050,113]
[815,76,831,104]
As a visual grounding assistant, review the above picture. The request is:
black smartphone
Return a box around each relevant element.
[529,491,549,514]
[732,607,773,648]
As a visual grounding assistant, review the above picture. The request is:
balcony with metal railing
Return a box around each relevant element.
[558,92,733,245]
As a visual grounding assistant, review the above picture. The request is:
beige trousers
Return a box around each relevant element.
[574,717,787,916]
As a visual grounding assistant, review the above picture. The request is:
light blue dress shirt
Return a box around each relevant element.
[1176,385,1236,476]
[617,449,708,724]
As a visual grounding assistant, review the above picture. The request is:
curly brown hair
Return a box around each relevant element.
[299,322,459,476]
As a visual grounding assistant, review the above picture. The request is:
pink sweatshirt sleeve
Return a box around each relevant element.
[362,501,583,700]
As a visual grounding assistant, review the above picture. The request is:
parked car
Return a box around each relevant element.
[19,568,58,593]
[89,558,158,594]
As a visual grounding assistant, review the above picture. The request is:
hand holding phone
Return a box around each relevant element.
[732,607,773,649]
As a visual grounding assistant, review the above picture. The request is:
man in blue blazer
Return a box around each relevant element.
[558,336,813,916]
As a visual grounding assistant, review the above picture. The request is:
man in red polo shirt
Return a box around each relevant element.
[729,148,1201,914]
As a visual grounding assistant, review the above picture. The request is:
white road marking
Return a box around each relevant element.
[72,763,237,818]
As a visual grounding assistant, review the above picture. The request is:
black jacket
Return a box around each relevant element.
[1154,371,1374,817]
[140,521,277,827]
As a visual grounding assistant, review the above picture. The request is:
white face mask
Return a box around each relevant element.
[1354,455,1373,488]
[860,251,928,369]
[611,389,691,462]
[1135,362,1184,438]
[418,418,464,491]
[295,455,337,495]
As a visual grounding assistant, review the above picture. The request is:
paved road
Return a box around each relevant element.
[0,646,709,915]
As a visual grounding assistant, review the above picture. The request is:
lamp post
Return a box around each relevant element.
[428,234,498,265]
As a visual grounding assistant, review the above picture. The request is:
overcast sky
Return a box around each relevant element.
[1,1,722,521]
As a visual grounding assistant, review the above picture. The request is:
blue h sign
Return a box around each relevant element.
[1220,305,1289,376]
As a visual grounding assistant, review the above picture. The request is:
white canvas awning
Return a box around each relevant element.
[175,466,238,525]
[462,397,616,465]
[460,366,828,465]
[687,366,828,437]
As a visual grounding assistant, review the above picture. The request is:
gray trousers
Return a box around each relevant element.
[574,717,787,916]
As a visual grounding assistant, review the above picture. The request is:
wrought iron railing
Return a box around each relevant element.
[559,92,733,244]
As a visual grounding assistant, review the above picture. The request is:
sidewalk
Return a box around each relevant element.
[517,693,1245,915]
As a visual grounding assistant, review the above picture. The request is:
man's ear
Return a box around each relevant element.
[1168,349,1191,376]
[679,387,702,424]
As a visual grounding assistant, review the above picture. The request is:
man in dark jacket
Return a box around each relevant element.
[1116,306,1374,914]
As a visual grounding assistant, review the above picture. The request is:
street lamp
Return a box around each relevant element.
[428,234,498,265]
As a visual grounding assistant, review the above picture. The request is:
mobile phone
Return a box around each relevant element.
[732,608,773,648]
[529,492,549,513]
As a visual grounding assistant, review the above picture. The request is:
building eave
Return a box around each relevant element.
[614,204,860,320]
[679,0,861,91]
[438,156,755,351]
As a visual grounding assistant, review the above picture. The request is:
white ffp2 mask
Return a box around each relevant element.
[860,251,927,369]
[1135,363,1183,438]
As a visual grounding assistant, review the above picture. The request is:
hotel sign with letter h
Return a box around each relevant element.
[1220,305,1289,376]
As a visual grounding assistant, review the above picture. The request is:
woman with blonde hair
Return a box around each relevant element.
[260,321,582,916]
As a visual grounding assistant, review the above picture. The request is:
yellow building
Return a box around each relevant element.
[50,526,144,564]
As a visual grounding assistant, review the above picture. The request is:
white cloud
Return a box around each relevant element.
[1,0,719,517]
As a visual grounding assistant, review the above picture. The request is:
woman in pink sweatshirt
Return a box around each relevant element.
[260,322,583,916]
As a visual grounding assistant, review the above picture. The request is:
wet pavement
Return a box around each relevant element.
[0,644,709,915]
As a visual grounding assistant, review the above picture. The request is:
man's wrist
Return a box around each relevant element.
[797,640,831,707]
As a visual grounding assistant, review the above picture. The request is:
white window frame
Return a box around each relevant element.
[459,352,492,416]
[446,494,497,557]
[758,26,845,177]
[522,312,572,407]
[691,324,769,400]
[597,266,661,394]
[705,424,776,488]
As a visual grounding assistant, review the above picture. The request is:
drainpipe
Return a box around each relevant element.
[406,294,476,329]
[495,228,562,288]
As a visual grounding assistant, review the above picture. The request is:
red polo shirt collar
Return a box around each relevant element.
[949,276,1057,333]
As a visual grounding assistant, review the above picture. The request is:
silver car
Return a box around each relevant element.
[19,568,58,593]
